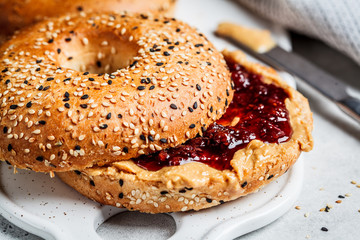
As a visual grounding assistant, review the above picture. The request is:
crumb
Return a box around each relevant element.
[335,200,342,204]
[345,193,352,197]
[351,180,357,184]
[304,212,310,217]
[295,206,301,210]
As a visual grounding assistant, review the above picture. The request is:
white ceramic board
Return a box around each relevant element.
[0,0,300,239]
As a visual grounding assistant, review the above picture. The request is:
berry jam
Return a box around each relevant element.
[134,62,292,171]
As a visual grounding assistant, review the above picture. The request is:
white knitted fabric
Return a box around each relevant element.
[237,0,360,65]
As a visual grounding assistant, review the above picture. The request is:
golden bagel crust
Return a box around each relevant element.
[0,0,176,42]
[57,50,313,213]
[0,13,233,172]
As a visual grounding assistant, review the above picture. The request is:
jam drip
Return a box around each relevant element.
[134,62,293,171]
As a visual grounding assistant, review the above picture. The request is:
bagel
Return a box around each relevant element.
[0,12,233,172]
[57,50,313,213]
[0,0,176,42]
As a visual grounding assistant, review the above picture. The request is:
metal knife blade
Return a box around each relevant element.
[216,23,360,123]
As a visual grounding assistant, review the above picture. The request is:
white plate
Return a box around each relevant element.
[0,0,299,239]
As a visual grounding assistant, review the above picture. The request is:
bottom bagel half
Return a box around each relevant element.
[57,50,313,213]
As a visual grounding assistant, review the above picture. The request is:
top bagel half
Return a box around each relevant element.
[0,12,233,172]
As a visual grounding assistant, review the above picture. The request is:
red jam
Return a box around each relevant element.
[134,62,292,171]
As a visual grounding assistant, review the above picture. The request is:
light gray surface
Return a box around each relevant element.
[1,4,360,240]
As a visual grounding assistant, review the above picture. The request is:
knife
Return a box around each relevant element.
[216,22,360,123]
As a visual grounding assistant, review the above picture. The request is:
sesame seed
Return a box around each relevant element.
[170,103,177,109]
[189,124,195,129]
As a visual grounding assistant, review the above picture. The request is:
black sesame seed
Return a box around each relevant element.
[81,94,89,99]
[206,198,212,203]
[118,193,124,199]
[119,179,124,186]
[64,103,70,108]
[123,147,128,153]
[338,195,345,199]
[77,6,83,11]
[38,85,44,90]
[83,72,89,75]
[156,62,164,66]
[46,77,54,81]
[140,134,146,141]
[149,85,155,90]
[90,180,95,186]
[74,170,81,175]
[137,86,146,90]
[68,57,73,60]
[195,43,204,47]
[63,98,70,102]
[75,145,81,150]
[107,80,112,85]
[193,102,198,109]
[3,126,8,134]
[164,51,170,56]
[225,99,228,106]
[99,124,108,129]
[64,92,70,98]
[179,189,186,193]
[267,174,274,180]
[63,78,71,82]
[36,156,44,162]
[130,60,138,68]
[96,61,102,67]
[80,104,87,109]
[160,138,167,143]
[175,41,179,45]
[36,59,42,64]
[43,86,50,91]
[117,114,123,119]
[88,77,94,81]
[188,107,193,112]
[140,14,148,19]
[189,124,195,129]
[185,187,193,190]
[170,103,177,109]
[148,136,154,142]
[241,181,248,188]
[38,120,46,125]
[321,227,328,232]
[176,28,181,32]
[168,46,174,50]
[196,84,201,91]
[7,144,12,151]
[160,191,168,195]
[48,39,54,44]
[5,79,10,84]
[65,37,72,42]
[24,80,28,84]
[57,48,61,54]
[325,206,330,212]
[220,200,225,204]
[26,102,32,108]
[10,104,18,109]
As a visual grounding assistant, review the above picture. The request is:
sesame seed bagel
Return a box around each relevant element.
[57,50,313,213]
[0,0,176,43]
[0,13,233,172]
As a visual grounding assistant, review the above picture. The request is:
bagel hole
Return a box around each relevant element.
[96,211,176,239]
[58,31,138,74]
